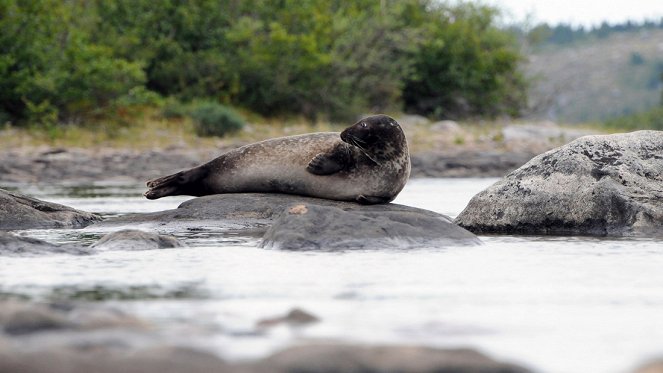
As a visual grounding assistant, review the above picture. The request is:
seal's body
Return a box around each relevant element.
[145,115,410,204]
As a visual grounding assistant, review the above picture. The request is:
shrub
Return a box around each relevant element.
[189,102,245,137]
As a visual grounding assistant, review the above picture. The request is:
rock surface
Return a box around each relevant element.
[0,299,530,373]
[261,203,480,250]
[257,344,531,373]
[0,232,89,257]
[93,194,480,249]
[92,230,184,251]
[0,188,101,230]
[634,360,663,373]
[456,131,663,236]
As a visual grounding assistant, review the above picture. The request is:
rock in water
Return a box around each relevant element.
[93,194,480,249]
[456,131,663,236]
[0,232,90,257]
[258,344,532,373]
[0,188,101,230]
[261,203,480,250]
[92,230,184,251]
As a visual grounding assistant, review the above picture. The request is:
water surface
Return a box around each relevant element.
[2,178,662,373]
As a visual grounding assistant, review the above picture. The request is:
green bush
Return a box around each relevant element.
[189,102,245,137]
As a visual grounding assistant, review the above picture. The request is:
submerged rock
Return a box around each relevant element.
[0,232,89,257]
[456,131,663,236]
[0,300,145,335]
[93,194,480,249]
[92,230,184,251]
[261,203,480,250]
[0,188,101,230]
[256,308,320,329]
[257,344,532,373]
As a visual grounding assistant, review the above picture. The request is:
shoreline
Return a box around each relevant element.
[0,146,537,184]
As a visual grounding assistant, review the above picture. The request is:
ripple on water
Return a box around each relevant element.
[1,178,662,373]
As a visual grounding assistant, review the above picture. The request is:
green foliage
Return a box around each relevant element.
[0,0,146,125]
[189,102,245,137]
[1,0,528,127]
[403,3,527,119]
[604,106,663,130]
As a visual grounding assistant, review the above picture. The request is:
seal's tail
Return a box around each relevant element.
[144,167,208,200]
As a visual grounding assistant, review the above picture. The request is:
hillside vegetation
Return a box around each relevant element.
[525,28,663,123]
[0,0,526,131]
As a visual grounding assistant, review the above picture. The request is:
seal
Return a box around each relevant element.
[144,114,410,204]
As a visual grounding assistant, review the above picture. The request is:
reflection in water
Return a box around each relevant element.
[1,178,662,373]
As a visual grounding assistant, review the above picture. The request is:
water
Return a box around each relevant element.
[2,178,662,373]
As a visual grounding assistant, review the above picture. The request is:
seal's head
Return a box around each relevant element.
[340,114,408,162]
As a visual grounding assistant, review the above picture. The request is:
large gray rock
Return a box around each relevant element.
[0,188,101,230]
[0,302,531,373]
[256,344,532,373]
[261,203,480,250]
[0,232,89,257]
[0,300,146,335]
[91,230,184,251]
[93,194,480,249]
[456,131,663,236]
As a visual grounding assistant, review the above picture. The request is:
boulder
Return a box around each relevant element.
[256,308,320,329]
[0,300,145,335]
[0,232,89,257]
[634,360,663,373]
[93,194,480,249]
[261,203,480,250]
[456,131,663,236]
[256,344,532,373]
[91,230,184,251]
[0,188,101,230]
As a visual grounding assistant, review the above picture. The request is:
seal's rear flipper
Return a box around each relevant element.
[144,167,209,199]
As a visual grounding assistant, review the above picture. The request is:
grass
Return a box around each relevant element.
[0,107,635,156]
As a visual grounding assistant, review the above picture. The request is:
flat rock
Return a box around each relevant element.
[0,300,145,335]
[256,344,532,373]
[0,188,101,230]
[91,229,185,251]
[456,131,663,236]
[92,194,480,249]
[0,232,89,257]
[261,203,480,250]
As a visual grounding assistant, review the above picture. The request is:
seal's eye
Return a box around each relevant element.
[361,122,367,128]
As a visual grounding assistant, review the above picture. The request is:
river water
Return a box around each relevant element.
[2,178,662,373]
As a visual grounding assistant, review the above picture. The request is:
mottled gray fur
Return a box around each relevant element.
[144,115,410,204]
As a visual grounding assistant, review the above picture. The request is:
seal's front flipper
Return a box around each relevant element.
[307,153,344,175]
[357,195,391,205]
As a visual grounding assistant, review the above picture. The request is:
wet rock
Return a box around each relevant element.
[0,300,74,335]
[0,188,101,230]
[92,229,184,251]
[0,232,89,257]
[93,194,480,250]
[634,360,663,373]
[261,203,480,250]
[456,131,663,236]
[256,308,320,329]
[0,300,147,335]
[0,346,233,373]
[257,344,532,373]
